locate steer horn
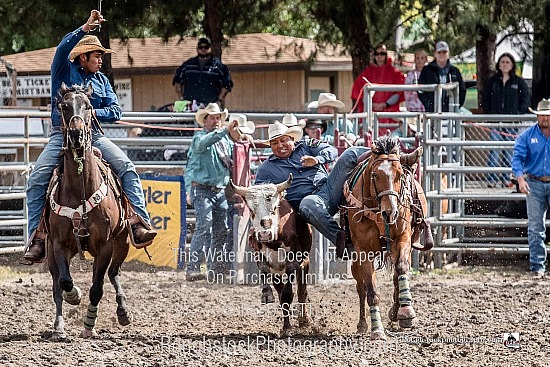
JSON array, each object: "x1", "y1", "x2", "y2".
[
  {"x1": 400, "y1": 146, "x2": 423, "y2": 167},
  {"x1": 275, "y1": 174, "x2": 293, "y2": 193},
  {"x1": 229, "y1": 179, "x2": 248, "y2": 197}
]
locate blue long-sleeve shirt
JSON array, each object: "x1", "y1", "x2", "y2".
[
  {"x1": 184, "y1": 128, "x2": 234, "y2": 192},
  {"x1": 50, "y1": 27, "x2": 121, "y2": 127},
  {"x1": 254, "y1": 141, "x2": 338, "y2": 209},
  {"x1": 512, "y1": 123, "x2": 550, "y2": 178}
]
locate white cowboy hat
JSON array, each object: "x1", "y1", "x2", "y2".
[
  {"x1": 282, "y1": 113, "x2": 306, "y2": 128},
  {"x1": 70, "y1": 35, "x2": 115, "y2": 61},
  {"x1": 529, "y1": 98, "x2": 550, "y2": 116},
  {"x1": 229, "y1": 114, "x2": 255, "y2": 134},
  {"x1": 195, "y1": 103, "x2": 229, "y2": 126},
  {"x1": 307, "y1": 93, "x2": 346, "y2": 111},
  {"x1": 264, "y1": 121, "x2": 303, "y2": 143}
]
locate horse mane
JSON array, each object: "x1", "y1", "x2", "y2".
[{"x1": 372, "y1": 135, "x2": 400, "y2": 155}]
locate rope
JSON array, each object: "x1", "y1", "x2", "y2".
[{"x1": 462, "y1": 121, "x2": 519, "y2": 139}]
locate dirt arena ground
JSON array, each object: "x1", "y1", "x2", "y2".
[{"x1": 0, "y1": 255, "x2": 548, "y2": 367}]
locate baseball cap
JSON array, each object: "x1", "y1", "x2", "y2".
[
  {"x1": 435, "y1": 41, "x2": 449, "y2": 52},
  {"x1": 197, "y1": 37, "x2": 212, "y2": 47}
]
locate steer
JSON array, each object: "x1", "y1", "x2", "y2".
[{"x1": 230, "y1": 174, "x2": 312, "y2": 333}]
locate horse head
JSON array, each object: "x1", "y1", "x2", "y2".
[
  {"x1": 58, "y1": 83, "x2": 94, "y2": 151},
  {"x1": 230, "y1": 174, "x2": 293, "y2": 242},
  {"x1": 369, "y1": 136, "x2": 403, "y2": 225}
]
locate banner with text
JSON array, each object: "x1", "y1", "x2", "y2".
[{"x1": 125, "y1": 175, "x2": 186, "y2": 268}]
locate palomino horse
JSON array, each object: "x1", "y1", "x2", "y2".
[
  {"x1": 344, "y1": 135, "x2": 432, "y2": 340},
  {"x1": 46, "y1": 83, "x2": 132, "y2": 340}
]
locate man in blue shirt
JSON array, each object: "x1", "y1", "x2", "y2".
[
  {"x1": 172, "y1": 37, "x2": 233, "y2": 109},
  {"x1": 512, "y1": 98, "x2": 550, "y2": 279},
  {"x1": 185, "y1": 103, "x2": 249, "y2": 280},
  {"x1": 23, "y1": 10, "x2": 157, "y2": 263},
  {"x1": 255, "y1": 122, "x2": 369, "y2": 258}
]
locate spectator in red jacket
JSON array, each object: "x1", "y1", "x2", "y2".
[{"x1": 351, "y1": 43, "x2": 405, "y2": 134}]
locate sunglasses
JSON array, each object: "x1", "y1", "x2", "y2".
[
  {"x1": 374, "y1": 52, "x2": 387, "y2": 56},
  {"x1": 198, "y1": 45, "x2": 210, "y2": 50}
]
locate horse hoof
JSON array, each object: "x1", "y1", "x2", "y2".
[
  {"x1": 370, "y1": 330, "x2": 387, "y2": 340},
  {"x1": 398, "y1": 318, "x2": 414, "y2": 328},
  {"x1": 397, "y1": 305, "x2": 416, "y2": 322},
  {"x1": 261, "y1": 293, "x2": 275, "y2": 304},
  {"x1": 117, "y1": 309, "x2": 132, "y2": 326},
  {"x1": 51, "y1": 331, "x2": 67, "y2": 342},
  {"x1": 62, "y1": 286, "x2": 82, "y2": 305},
  {"x1": 80, "y1": 328, "x2": 97, "y2": 338}
]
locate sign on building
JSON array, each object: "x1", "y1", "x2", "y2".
[
  {"x1": 0, "y1": 76, "x2": 51, "y2": 98},
  {"x1": 114, "y1": 79, "x2": 132, "y2": 111}
]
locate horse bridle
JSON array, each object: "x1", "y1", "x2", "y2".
[
  {"x1": 369, "y1": 156, "x2": 402, "y2": 203},
  {"x1": 60, "y1": 93, "x2": 93, "y2": 154}
]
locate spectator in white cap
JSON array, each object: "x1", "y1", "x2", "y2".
[
  {"x1": 282, "y1": 113, "x2": 306, "y2": 129},
  {"x1": 418, "y1": 41, "x2": 466, "y2": 112},
  {"x1": 307, "y1": 93, "x2": 356, "y2": 145}
]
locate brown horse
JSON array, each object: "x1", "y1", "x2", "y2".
[
  {"x1": 344, "y1": 135, "x2": 431, "y2": 340},
  {"x1": 46, "y1": 83, "x2": 132, "y2": 340}
]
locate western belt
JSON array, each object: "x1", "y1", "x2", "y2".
[
  {"x1": 526, "y1": 174, "x2": 550, "y2": 183},
  {"x1": 192, "y1": 182, "x2": 223, "y2": 191}
]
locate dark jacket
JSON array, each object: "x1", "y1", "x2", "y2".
[
  {"x1": 172, "y1": 56, "x2": 233, "y2": 105},
  {"x1": 482, "y1": 73, "x2": 530, "y2": 114},
  {"x1": 418, "y1": 60, "x2": 466, "y2": 112}
]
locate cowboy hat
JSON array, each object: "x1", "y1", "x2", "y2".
[
  {"x1": 529, "y1": 98, "x2": 550, "y2": 115},
  {"x1": 195, "y1": 103, "x2": 229, "y2": 126},
  {"x1": 264, "y1": 121, "x2": 303, "y2": 143},
  {"x1": 229, "y1": 114, "x2": 255, "y2": 134},
  {"x1": 69, "y1": 35, "x2": 114, "y2": 61},
  {"x1": 282, "y1": 113, "x2": 306, "y2": 128},
  {"x1": 307, "y1": 93, "x2": 345, "y2": 111}
]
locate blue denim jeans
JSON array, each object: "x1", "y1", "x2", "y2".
[
  {"x1": 487, "y1": 128, "x2": 516, "y2": 184},
  {"x1": 26, "y1": 127, "x2": 151, "y2": 234},
  {"x1": 526, "y1": 178, "x2": 550, "y2": 273},
  {"x1": 187, "y1": 186, "x2": 228, "y2": 274},
  {"x1": 299, "y1": 146, "x2": 369, "y2": 244}
]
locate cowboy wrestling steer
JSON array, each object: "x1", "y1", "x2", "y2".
[{"x1": 230, "y1": 174, "x2": 312, "y2": 333}]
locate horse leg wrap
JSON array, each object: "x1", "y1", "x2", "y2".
[
  {"x1": 62, "y1": 286, "x2": 82, "y2": 305},
  {"x1": 398, "y1": 274, "x2": 413, "y2": 307},
  {"x1": 83, "y1": 304, "x2": 99, "y2": 330},
  {"x1": 369, "y1": 306, "x2": 384, "y2": 333}
]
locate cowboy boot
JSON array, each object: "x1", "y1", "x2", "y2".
[
  {"x1": 22, "y1": 229, "x2": 46, "y2": 264},
  {"x1": 128, "y1": 215, "x2": 157, "y2": 249}
]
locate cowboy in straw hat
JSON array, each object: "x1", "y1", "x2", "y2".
[
  {"x1": 307, "y1": 93, "x2": 356, "y2": 144},
  {"x1": 513, "y1": 97, "x2": 550, "y2": 279},
  {"x1": 255, "y1": 119, "x2": 370, "y2": 259},
  {"x1": 229, "y1": 114, "x2": 256, "y2": 134},
  {"x1": 23, "y1": 9, "x2": 157, "y2": 264},
  {"x1": 264, "y1": 121, "x2": 303, "y2": 144},
  {"x1": 186, "y1": 104, "x2": 252, "y2": 281},
  {"x1": 528, "y1": 98, "x2": 550, "y2": 115},
  {"x1": 69, "y1": 35, "x2": 115, "y2": 61},
  {"x1": 195, "y1": 102, "x2": 229, "y2": 126},
  {"x1": 307, "y1": 93, "x2": 346, "y2": 111},
  {"x1": 282, "y1": 113, "x2": 306, "y2": 129}
]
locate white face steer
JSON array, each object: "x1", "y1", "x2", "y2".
[{"x1": 245, "y1": 184, "x2": 282, "y2": 243}]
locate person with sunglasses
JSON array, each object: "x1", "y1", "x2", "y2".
[
  {"x1": 351, "y1": 43, "x2": 405, "y2": 135},
  {"x1": 417, "y1": 41, "x2": 466, "y2": 113},
  {"x1": 172, "y1": 37, "x2": 233, "y2": 111}
]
